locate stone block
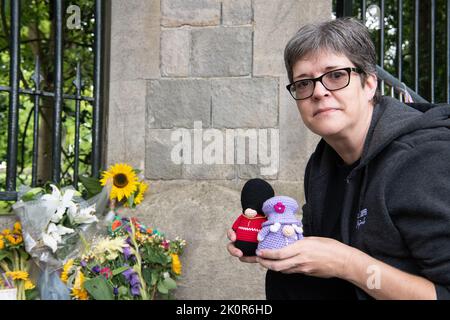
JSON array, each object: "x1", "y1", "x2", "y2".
[
  {"x1": 146, "y1": 79, "x2": 211, "y2": 129},
  {"x1": 161, "y1": 29, "x2": 190, "y2": 77},
  {"x1": 145, "y1": 129, "x2": 183, "y2": 179},
  {"x1": 253, "y1": 0, "x2": 332, "y2": 76},
  {"x1": 191, "y1": 27, "x2": 252, "y2": 77},
  {"x1": 212, "y1": 78, "x2": 278, "y2": 128},
  {"x1": 106, "y1": 80, "x2": 147, "y2": 171},
  {"x1": 110, "y1": 0, "x2": 160, "y2": 81},
  {"x1": 161, "y1": 0, "x2": 221, "y2": 27},
  {"x1": 222, "y1": 0, "x2": 252, "y2": 25}
]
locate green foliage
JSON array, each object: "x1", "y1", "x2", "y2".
[
  {"x1": 78, "y1": 174, "x2": 102, "y2": 198},
  {"x1": 0, "y1": 0, "x2": 96, "y2": 200},
  {"x1": 333, "y1": 0, "x2": 448, "y2": 102},
  {"x1": 83, "y1": 275, "x2": 115, "y2": 300}
]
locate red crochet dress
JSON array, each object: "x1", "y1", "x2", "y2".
[{"x1": 232, "y1": 214, "x2": 267, "y2": 243}]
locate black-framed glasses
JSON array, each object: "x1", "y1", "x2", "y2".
[{"x1": 286, "y1": 67, "x2": 363, "y2": 100}]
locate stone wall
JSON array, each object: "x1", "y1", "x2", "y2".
[{"x1": 107, "y1": 0, "x2": 331, "y2": 299}]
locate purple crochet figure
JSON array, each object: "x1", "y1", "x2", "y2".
[{"x1": 257, "y1": 196, "x2": 303, "y2": 250}]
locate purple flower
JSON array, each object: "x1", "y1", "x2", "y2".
[
  {"x1": 124, "y1": 225, "x2": 132, "y2": 234},
  {"x1": 80, "y1": 260, "x2": 87, "y2": 267},
  {"x1": 131, "y1": 284, "x2": 141, "y2": 296},
  {"x1": 122, "y1": 268, "x2": 141, "y2": 296},
  {"x1": 123, "y1": 246, "x2": 132, "y2": 260},
  {"x1": 126, "y1": 237, "x2": 133, "y2": 246},
  {"x1": 92, "y1": 265, "x2": 101, "y2": 273},
  {"x1": 122, "y1": 268, "x2": 134, "y2": 281},
  {"x1": 129, "y1": 274, "x2": 140, "y2": 287}
]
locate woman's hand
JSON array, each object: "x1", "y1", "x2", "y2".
[
  {"x1": 226, "y1": 229, "x2": 258, "y2": 263},
  {"x1": 256, "y1": 236, "x2": 356, "y2": 279}
]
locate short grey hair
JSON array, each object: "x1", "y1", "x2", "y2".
[{"x1": 284, "y1": 17, "x2": 380, "y2": 104}]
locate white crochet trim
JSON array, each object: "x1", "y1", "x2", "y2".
[
  {"x1": 293, "y1": 225, "x2": 303, "y2": 234},
  {"x1": 269, "y1": 223, "x2": 281, "y2": 233},
  {"x1": 237, "y1": 226, "x2": 261, "y2": 232}
]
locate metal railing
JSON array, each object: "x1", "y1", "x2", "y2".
[
  {"x1": 0, "y1": 0, "x2": 107, "y2": 201},
  {"x1": 335, "y1": 0, "x2": 450, "y2": 104}
]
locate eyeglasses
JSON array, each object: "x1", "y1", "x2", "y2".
[{"x1": 286, "y1": 67, "x2": 363, "y2": 100}]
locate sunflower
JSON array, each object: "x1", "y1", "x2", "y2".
[
  {"x1": 24, "y1": 280, "x2": 35, "y2": 290},
  {"x1": 13, "y1": 222, "x2": 21, "y2": 233},
  {"x1": 134, "y1": 181, "x2": 149, "y2": 205},
  {"x1": 5, "y1": 233, "x2": 22, "y2": 245},
  {"x1": 100, "y1": 163, "x2": 139, "y2": 202},
  {"x1": 72, "y1": 269, "x2": 89, "y2": 300},
  {"x1": 61, "y1": 259, "x2": 74, "y2": 284},
  {"x1": 171, "y1": 254, "x2": 182, "y2": 275},
  {"x1": 6, "y1": 271, "x2": 29, "y2": 281}
]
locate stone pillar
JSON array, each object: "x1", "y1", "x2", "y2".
[{"x1": 107, "y1": 0, "x2": 332, "y2": 299}]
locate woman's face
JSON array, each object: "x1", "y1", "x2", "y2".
[{"x1": 291, "y1": 51, "x2": 377, "y2": 139}]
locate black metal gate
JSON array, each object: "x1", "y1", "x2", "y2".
[
  {"x1": 0, "y1": 0, "x2": 107, "y2": 201},
  {"x1": 335, "y1": 0, "x2": 449, "y2": 104}
]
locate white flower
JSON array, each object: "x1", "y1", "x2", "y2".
[
  {"x1": 68, "y1": 204, "x2": 99, "y2": 225},
  {"x1": 92, "y1": 236, "x2": 127, "y2": 263},
  {"x1": 42, "y1": 222, "x2": 75, "y2": 253},
  {"x1": 41, "y1": 185, "x2": 77, "y2": 223}
]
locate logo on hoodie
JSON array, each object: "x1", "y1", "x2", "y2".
[{"x1": 356, "y1": 208, "x2": 368, "y2": 229}]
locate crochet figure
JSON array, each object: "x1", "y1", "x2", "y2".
[
  {"x1": 257, "y1": 196, "x2": 303, "y2": 250},
  {"x1": 232, "y1": 178, "x2": 274, "y2": 256}
]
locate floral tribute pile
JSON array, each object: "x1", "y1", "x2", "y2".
[{"x1": 0, "y1": 162, "x2": 185, "y2": 300}]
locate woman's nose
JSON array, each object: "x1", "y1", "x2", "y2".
[{"x1": 311, "y1": 80, "x2": 330, "y2": 99}]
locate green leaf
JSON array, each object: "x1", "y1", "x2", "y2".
[
  {"x1": 157, "y1": 281, "x2": 169, "y2": 294},
  {"x1": 79, "y1": 175, "x2": 103, "y2": 197},
  {"x1": 142, "y1": 267, "x2": 153, "y2": 287},
  {"x1": 143, "y1": 248, "x2": 167, "y2": 264},
  {"x1": 150, "y1": 270, "x2": 159, "y2": 286},
  {"x1": 162, "y1": 277, "x2": 177, "y2": 290},
  {"x1": 0, "y1": 251, "x2": 13, "y2": 262},
  {"x1": 25, "y1": 288, "x2": 39, "y2": 300},
  {"x1": 112, "y1": 266, "x2": 130, "y2": 276},
  {"x1": 21, "y1": 187, "x2": 43, "y2": 201},
  {"x1": 19, "y1": 249, "x2": 30, "y2": 261},
  {"x1": 83, "y1": 276, "x2": 115, "y2": 300},
  {"x1": 127, "y1": 193, "x2": 135, "y2": 208}
]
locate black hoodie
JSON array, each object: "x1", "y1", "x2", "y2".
[{"x1": 301, "y1": 96, "x2": 450, "y2": 299}]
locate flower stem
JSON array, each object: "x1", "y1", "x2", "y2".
[{"x1": 129, "y1": 222, "x2": 149, "y2": 300}]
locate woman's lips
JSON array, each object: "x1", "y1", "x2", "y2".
[{"x1": 314, "y1": 108, "x2": 340, "y2": 116}]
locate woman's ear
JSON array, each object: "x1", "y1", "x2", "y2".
[{"x1": 365, "y1": 73, "x2": 378, "y2": 102}]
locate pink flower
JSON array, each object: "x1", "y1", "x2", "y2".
[
  {"x1": 274, "y1": 202, "x2": 285, "y2": 214},
  {"x1": 100, "y1": 267, "x2": 113, "y2": 279}
]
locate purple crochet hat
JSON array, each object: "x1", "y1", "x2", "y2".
[{"x1": 261, "y1": 196, "x2": 300, "y2": 225}]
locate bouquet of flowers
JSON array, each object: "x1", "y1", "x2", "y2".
[
  {"x1": 0, "y1": 222, "x2": 37, "y2": 300},
  {"x1": 12, "y1": 183, "x2": 110, "y2": 299},
  {"x1": 61, "y1": 215, "x2": 186, "y2": 300}
]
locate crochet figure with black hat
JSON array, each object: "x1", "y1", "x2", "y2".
[{"x1": 231, "y1": 178, "x2": 275, "y2": 256}]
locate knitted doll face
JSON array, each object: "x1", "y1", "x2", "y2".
[{"x1": 244, "y1": 208, "x2": 257, "y2": 218}]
